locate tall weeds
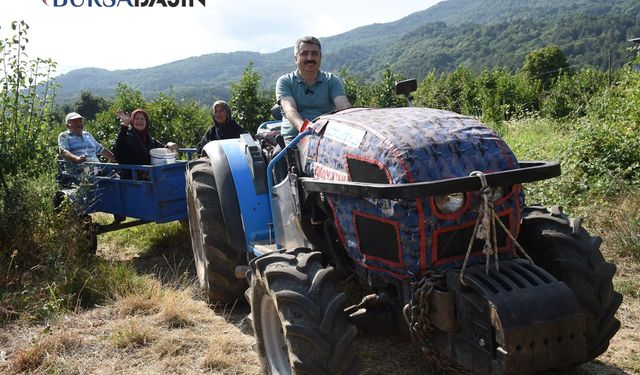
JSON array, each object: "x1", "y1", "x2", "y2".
[
  {"x1": 0, "y1": 174, "x2": 94, "y2": 321},
  {"x1": 0, "y1": 21, "x2": 149, "y2": 324},
  {"x1": 0, "y1": 20, "x2": 59, "y2": 186}
]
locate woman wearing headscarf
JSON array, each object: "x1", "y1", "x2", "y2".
[
  {"x1": 196, "y1": 100, "x2": 245, "y2": 156},
  {"x1": 113, "y1": 108, "x2": 177, "y2": 179}
]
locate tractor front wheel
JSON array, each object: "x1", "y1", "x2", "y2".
[
  {"x1": 518, "y1": 205, "x2": 622, "y2": 362},
  {"x1": 248, "y1": 248, "x2": 360, "y2": 375}
]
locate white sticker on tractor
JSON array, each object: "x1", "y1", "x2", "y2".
[{"x1": 324, "y1": 124, "x2": 366, "y2": 148}]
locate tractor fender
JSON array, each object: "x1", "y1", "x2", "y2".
[{"x1": 202, "y1": 137, "x2": 271, "y2": 253}]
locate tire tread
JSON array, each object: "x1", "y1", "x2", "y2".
[{"x1": 518, "y1": 206, "x2": 622, "y2": 364}]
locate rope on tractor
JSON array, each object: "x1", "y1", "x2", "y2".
[
  {"x1": 404, "y1": 272, "x2": 473, "y2": 375},
  {"x1": 403, "y1": 171, "x2": 539, "y2": 373},
  {"x1": 459, "y1": 171, "x2": 534, "y2": 286}
]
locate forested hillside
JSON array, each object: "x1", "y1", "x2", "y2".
[
  {"x1": 53, "y1": 0, "x2": 640, "y2": 105},
  {"x1": 387, "y1": 0, "x2": 638, "y2": 28}
]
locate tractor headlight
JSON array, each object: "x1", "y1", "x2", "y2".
[{"x1": 434, "y1": 192, "x2": 466, "y2": 215}]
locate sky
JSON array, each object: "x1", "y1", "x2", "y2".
[{"x1": 1, "y1": 0, "x2": 442, "y2": 76}]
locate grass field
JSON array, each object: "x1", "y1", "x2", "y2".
[
  {"x1": 1, "y1": 118, "x2": 638, "y2": 374},
  {"x1": 1, "y1": 210, "x2": 637, "y2": 374}
]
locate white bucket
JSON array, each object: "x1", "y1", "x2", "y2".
[{"x1": 150, "y1": 148, "x2": 176, "y2": 165}]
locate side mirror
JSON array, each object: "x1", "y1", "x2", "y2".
[
  {"x1": 270, "y1": 104, "x2": 282, "y2": 120},
  {"x1": 395, "y1": 79, "x2": 417, "y2": 107},
  {"x1": 395, "y1": 79, "x2": 417, "y2": 96}
]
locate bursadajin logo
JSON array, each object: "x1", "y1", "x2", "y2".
[{"x1": 42, "y1": 0, "x2": 205, "y2": 7}]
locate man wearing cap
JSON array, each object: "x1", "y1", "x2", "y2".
[
  {"x1": 59, "y1": 112, "x2": 116, "y2": 164},
  {"x1": 58, "y1": 112, "x2": 116, "y2": 177}
]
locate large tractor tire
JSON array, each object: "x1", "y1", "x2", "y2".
[
  {"x1": 186, "y1": 158, "x2": 247, "y2": 303},
  {"x1": 248, "y1": 248, "x2": 360, "y2": 375},
  {"x1": 518, "y1": 205, "x2": 622, "y2": 362}
]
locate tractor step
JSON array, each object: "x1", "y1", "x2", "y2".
[{"x1": 251, "y1": 243, "x2": 279, "y2": 256}]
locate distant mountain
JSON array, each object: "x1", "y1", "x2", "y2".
[{"x1": 54, "y1": 0, "x2": 640, "y2": 106}]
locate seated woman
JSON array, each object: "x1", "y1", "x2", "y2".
[
  {"x1": 196, "y1": 100, "x2": 245, "y2": 156},
  {"x1": 113, "y1": 108, "x2": 178, "y2": 180}
]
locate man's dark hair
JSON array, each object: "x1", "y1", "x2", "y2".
[{"x1": 294, "y1": 36, "x2": 321, "y2": 56}]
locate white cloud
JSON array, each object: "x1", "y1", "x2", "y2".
[{"x1": 0, "y1": 0, "x2": 440, "y2": 75}]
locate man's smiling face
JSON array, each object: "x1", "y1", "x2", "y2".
[{"x1": 295, "y1": 42, "x2": 321, "y2": 76}]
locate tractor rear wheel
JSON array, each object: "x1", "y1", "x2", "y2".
[
  {"x1": 248, "y1": 248, "x2": 360, "y2": 375},
  {"x1": 186, "y1": 158, "x2": 247, "y2": 303},
  {"x1": 518, "y1": 205, "x2": 622, "y2": 362}
]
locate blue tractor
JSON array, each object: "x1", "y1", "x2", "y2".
[{"x1": 185, "y1": 81, "x2": 621, "y2": 374}]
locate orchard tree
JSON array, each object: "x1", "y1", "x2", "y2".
[
  {"x1": 369, "y1": 66, "x2": 406, "y2": 108},
  {"x1": 522, "y1": 45, "x2": 570, "y2": 89},
  {"x1": 91, "y1": 84, "x2": 209, "y2": 148},
  {"x1": 91, "y1": 83, "x2": 146, "y2": 144},
  {"x1": 338, "y1": 68, "x2": 372, "y2": 107},
  {"x1": 144, "y1": 91, "x2": 210, "y2": 148},
  {"x1": 68, "y1": 91, "x2": 110, "y2": 121},
  {"x1": 229, "y1": 62, "x2": 272, "y2": 134}
]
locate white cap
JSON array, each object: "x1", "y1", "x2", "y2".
[{"x1": 65, "y1": 112, "x2": 84, "y2": 123}]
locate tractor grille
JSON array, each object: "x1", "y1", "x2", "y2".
[
  {"x1": 355, "y1": 213, "x2": 402, "y2": 266},
  {"x1": 346, "y1": 156, "x2": 390, "y2": 184},
  {"x1": 435, "y1": 213, "x2": 512, "y2": 261}
]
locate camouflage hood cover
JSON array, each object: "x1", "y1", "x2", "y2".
[{"x1": 302, "y1": 107, "x2": 524, "y2": 278}]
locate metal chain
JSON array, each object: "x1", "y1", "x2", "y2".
[{"x1": 405, "y1": 273, "x2": 473, "y2": 375}]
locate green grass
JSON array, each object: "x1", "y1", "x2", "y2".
[
  {"x1": 498, "y1": 117, "x2": 581, "y2": 208},
  {"x1": 96, "y1": 215, "x2": 190, "y2": 258},
  {"x1": 500, "y1": 117, "x2": 573, "y2": 161},
  {"x1": 0, "y1": 174, "x2": 177, "y2": 323},
  {"x1": 615, "y1": 276, "x2": 640, "y2": 299},
  {"x1": 581, "y1": 193, "x2": 640, "y2": 262}
]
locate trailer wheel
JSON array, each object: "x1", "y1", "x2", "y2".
[
  {"x1": 248, "y1": 248, "x2": 360, "y2": 375},
  {"x1": 186, "y1": 159, "x2": 247, "y2": 303},
  {"x1": 518, "y1": 205, "x2": 622, "y2": 361}
]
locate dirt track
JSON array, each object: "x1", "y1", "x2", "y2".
[{"x1": 0, "y1": 235, "x2": 636, "y2": 374}]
